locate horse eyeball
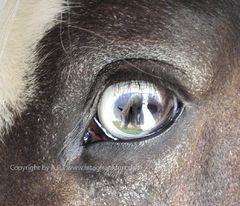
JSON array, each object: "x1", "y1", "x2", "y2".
[{"x1": 96, "y1": 81, "x2": 181, "y2": 141}]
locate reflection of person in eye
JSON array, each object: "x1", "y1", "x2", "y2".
[{"x1": 118, "y1": 95, "x2": 143, "y2": 129}]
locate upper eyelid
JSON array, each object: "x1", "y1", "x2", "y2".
[{"x1": 94, "y1": 58, "x2": 193, "y2": 103}]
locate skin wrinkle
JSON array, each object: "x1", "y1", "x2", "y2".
[
  {"x1": 1, "y1": 0, "x2": 240, "y2": 205},
  {"x1": 70, "y1": 41, "x2": 207, "y2": 92},
  {"x1": 66, "y1": 31, "x2": 212, "y2": 93}
]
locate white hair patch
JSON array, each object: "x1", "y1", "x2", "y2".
[{"x1": 0, "y1": 0, "x2": 64, "y2": 139}]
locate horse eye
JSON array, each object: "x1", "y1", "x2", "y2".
[{"x1": 84, "y1": 81, "x2": 183, "y2": 144}]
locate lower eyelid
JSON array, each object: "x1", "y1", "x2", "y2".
[{"x1": 78, "y1": 106, "x2": 189, "y2": 166}]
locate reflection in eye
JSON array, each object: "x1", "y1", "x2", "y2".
[{"x1": 84, "y1": 81, "x2": 183, "y2": 144}]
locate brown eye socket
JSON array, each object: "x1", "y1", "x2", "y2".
[{"x1": 84, "y1": 81, "x2": 183, "y2": 144}]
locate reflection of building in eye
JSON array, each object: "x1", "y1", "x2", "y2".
[{"x1": 119, "y1": 95, "x2": 143, "y2": 129}]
